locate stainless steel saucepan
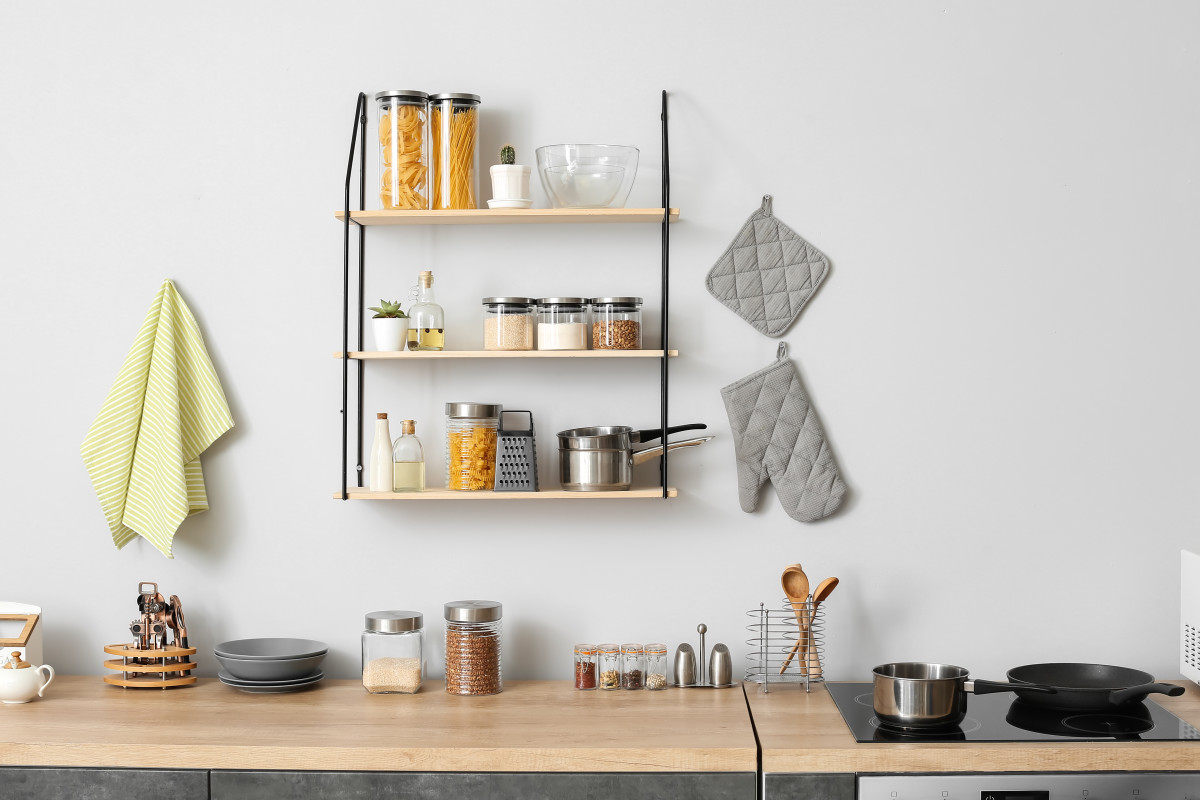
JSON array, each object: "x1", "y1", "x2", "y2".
[
  {"x1": 872, "y1": 662, "x2": 1056, "y2": 730},
  {"x1": 557, "y1": 423, "x2": 711, "y2": 491}
]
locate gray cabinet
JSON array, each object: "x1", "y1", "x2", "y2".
[
  {"x1": 212, "y1": 770, "x2": 755, "y2": 800},
  {"x1": 764, "y1": 773, "x2": 856, "y2": 800},
  {"x1": 0, "y1": 767, "x2": 208, "y2": 800}
]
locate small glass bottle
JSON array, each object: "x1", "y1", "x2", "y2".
[
  {"x1": 392, "y1": 419, "x2": 425, "y2": 492},
  {"x1": 645, "y1": 643, "x2": 668, "y2": 690},
  {"x1": 591, "y1": 297, "x2": 643, "y2": 350},
  {"x1": 536, "y1": 297, "x2": 589, "y2": 351},
  {"x1": 574, "y1": 644, "x2": 598, "y2": 690},
  {"x1": 375, "y1": 90, "x2": 430, "y2": 210},
  {"x1": 481, "y1": 297, "x2": 535, "y2": 351},
  {"x1": 598, "y1": 643, "x2": 621, "y2": 690},
  {"x1": 444, "y1": 402, "x2": 500, "y2": 491},
  {"x1": 444, "y1": 600, "x2": 502, "y2": 695},
  {"x1": 429, "y1": 93, "x2": 481, "y2": 210},
  {"x1": 362, "y1": 610, "x2": 424, "y2": 694},
  {"x1": 369, "y1": 413, "x2": 393, "y2": 492},
  {"x1": 620, "y1": 643, "x2": 645, "y2": 689},
  {"x1": 407, "y1": 270, "x2": 445, "y2": 351}
]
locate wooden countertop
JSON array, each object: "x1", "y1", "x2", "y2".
[
  {"x1": 746, "y1": 680, "x2": 1200, "y2": 774},
  {"x1": 0, "y1": 677, "x2": 756, "y2": 773}
]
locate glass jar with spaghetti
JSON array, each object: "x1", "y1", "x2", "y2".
[
  {"x1": 429, "y1": 93, "x2": 481, "y2": 210},
  {"x1": 375, "y1": 90, "x2": 430, "y2": 210},
  {"x1": 591, "y1": 297, "x2": 643, "y2": 350},
  {"x1": 482, "y1": 297, "x2": 535, "y2": 351},
  {"x1": 444, "y1": 402, "x2": 500, "y2": 491}
]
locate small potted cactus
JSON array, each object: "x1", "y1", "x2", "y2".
[
  {"x1": 368, "y1": 299, "x2": 409, "y2": 352},
  {"x1": 488, "y1": 143, "x2": 532, "y2": 208}
]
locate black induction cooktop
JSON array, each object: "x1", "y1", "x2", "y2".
[{"x1": 827, "y1": 682, "x2": 1200, "y2": 743}]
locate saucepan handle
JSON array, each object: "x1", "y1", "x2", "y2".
[
  {"x1": 632, "y1": 423, "x2": 708, "y2": 444},
  {"x1": 631, "y1": 436, "x2": 714, "y2": 466}
]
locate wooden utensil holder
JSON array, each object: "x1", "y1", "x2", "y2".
[{"x1": 102, "y1": 643, "x2": 197, "y2": 689}]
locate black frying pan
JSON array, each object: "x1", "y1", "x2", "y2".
[{"x1": 1006, "y1": 663, "x2": 1185, "y2": 711}]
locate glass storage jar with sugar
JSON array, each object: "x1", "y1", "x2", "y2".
[
  {"x1": 376, "y1": 90, "x2": 430, "y2": 210},
  {"x1": 429, "y1": 93, "x2": 480, "y2": 210},
  {"x1": 444, "y1": 600, "x2": 502, "y2": 695},
  {"x1": 482, "y1": 297, "x2": 535, "y2": 351},
  {"x1": 591, "y1": 297, "x2": 642, "y2": 349},
  {"x1": 362, "y1": 610, "x2": 424, "y2": 694},
  {"x1": 444, "y1": 402, "x2": 500, "y2": 491},
  {"x1": 536, "y1": 297, "x2": 589, "y2": 351}
]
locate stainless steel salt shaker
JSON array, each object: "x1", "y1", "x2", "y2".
[
  {"x1": 673, "y1": 643, "x2": 696, "y2": 687},
  {"x1": 709, "y1": 643, "x2": 732, "y2": 687}
]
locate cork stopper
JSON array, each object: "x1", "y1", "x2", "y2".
[
  {"x1": 419, "y1": 270, "x2": 433, "y2": 288},
  {"x1": 2, "y1": 651, "x2": 30, "y2": 669},
  {"x1": 377, "y1": 412, "x2": 387, "y2": 420},
  {"x1": 401, "y1": 419, "x2": 415, "y2": 435}
]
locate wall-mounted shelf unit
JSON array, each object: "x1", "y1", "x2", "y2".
[{"x1": 337, "y1": 91, "x2": 675, "y2": 501}]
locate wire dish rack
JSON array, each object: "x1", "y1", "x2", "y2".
[{"x1": 744, "y1": 599, "x2": 827, "y2": 690}]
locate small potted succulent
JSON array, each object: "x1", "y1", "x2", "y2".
[
  {"x1": 488, "y1": 143, "x2": 532, "y2": 208},
  {"x1": 368, "y1": 299, "x2": 409, "y2": 352}
]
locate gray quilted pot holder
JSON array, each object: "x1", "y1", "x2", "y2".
[
  {"x1": 721, "y1": 343, "x2": 846, "y2": 523},
  {"x1": 705, "y1": 195, "x2": 830, "y2": 337}
]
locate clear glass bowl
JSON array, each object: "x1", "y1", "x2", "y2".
[{"x1": 535, "y1": 144, "x2": 639, "y2": 208}]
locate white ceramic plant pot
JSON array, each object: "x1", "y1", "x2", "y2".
[
  {"x1": 490, "y1": 164, "x2": 531, "y2": 202},
  {"x1": 372, "y1": 317, "x2": 410, "y2": 352}
]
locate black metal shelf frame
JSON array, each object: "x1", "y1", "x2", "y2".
[{"x1": 340, "y1": 90, "x2": 672, "y2": 499}]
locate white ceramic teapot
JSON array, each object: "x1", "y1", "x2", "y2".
[{"x1": 0, "y1": 651, "x2": 54, "y2": 703}]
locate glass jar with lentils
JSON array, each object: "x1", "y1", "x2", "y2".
[
  {"x1": 591, "y1": 297, "x2": 642, "y2": 349},
  {"x1": 444, "y1": 600, "x2": 502, "y2": 695}
]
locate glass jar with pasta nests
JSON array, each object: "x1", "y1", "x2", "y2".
[
  {"x1": 444, "y1": 402, "x2": 501, "y2": 491},
  {"x1": 375, "y1": 90, "x2": 430, "y2": 210},
  {"x1": 429, "y1": 93, "x2": 481, "y2": 210}
]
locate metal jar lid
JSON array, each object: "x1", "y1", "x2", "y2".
[
  {"x1": 374, "y1": 89, "x2": 428, "y2": 102},
  {"x1": 444, "y1": 600, "x2": 502, "y2": 622},
  {"x1": 445, "y1": 402, "x2": 501, "y2": 419},
  {"x1": 428, "y1": 92, "x2": 481, "y2": 105},
  {"x1": 537, "y1": 297, "x2": 587, "y2": 306},
  {"x1": 365, "y1": 610, "x2": 423, "y2": 633},
  {"x1": 481, "y1": 297, "x2": 536, "y2": 306},
  {"x1": 591, "y1": 296, "x2": 643, "y2": 306}
]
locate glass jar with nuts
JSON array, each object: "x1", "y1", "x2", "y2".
[
  {"x1": 591, "y1": 297, "x2": 642, "y2": 350},
  {"x1": 598, "y1": 643, "x2": 621, "y2": 690}
]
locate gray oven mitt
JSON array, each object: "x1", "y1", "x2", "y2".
[
  {"x1": 721, "y1": 343, "x2": 846, "y2": 523},
  {"x1": 705, "y1": 195, "x2": 830, "y2": 337}
]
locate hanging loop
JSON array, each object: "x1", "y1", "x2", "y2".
[
  {"x1": 777, "y1": 341, "x2": 788, "y2": 360},
  {"x1": 761, "y1": 195, "x2": 773, "y2": 216}
]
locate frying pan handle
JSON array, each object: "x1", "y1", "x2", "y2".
[
  {"x1": 1108, "y1": 682, "x2": 1186, "y2": 706},
  {"x1": 633, "y1": 423, "x2": 708, "y2": 443},
  {"x1": 968, "y1": 679, "x2": 1057, "y2": 696}
]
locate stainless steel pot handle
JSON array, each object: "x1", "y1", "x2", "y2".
[{"x1": 631, "y1": 436, "x2": 714, "y2": 466}]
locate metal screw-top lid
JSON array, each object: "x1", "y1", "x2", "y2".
[
  {"x1": 481, "y1": 297, "x2": 536, "y2": 306},
  {"x1": 443, "y1": 600, "x2": 502, "y2": 622},
  {"x1": 591, "y1": 297, "x2": 643, "y2": 306},
  {"x1": 374, "y1": 90, "x2": 429, "y2": 102},
  {"x1": 428, "y1": 92, "x2": 481, "y2": 104},
  {"x1": 537, "y1": 297, "x2": 588, "y2": 306},
  {"x1": 365, "y1": 610, "x2": 423, "y2": 633},
  {"x1": 444, "y1": 402, "x2": 501, "y2": 419}
]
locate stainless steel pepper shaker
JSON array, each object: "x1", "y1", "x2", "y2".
[{"x1": 673, "y1": 643, "x2": 696, "y2": 687}]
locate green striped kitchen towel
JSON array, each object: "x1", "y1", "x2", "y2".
[{"x1": 81, "y1": 279, "x2": 233, "y2": 559}]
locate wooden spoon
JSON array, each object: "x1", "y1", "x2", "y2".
[
  {"x1": 778, "y1": 566, "x2": 810, "y2": 674},
  {"x1": 804, "y1": 576, "x2": 839, "y2": 678}
]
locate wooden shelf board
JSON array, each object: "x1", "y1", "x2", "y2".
[
  {"x1": 334, "y1": 487, "x2": 678, "y2": 500},
  {"x1": 335, "y1": 208, "x2": 679, "y2": 225},
  {"x1": 335, "y1": 349, "x2": 677, "y2": 360}
]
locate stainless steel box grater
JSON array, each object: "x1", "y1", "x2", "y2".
[
  {"x1": 1183, "y1": 549, "x2": 1200, "y2": 687},
  {"x1": 495, "y1": 410, "x2": 538, "y2": 492}
]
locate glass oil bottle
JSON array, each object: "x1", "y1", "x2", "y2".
[
  {"x1": 392, "y1": 419, "x2": 425, "y2": 492},
  {"x1": 407, "y1": 270, "x2": 445, "y2": 351}
]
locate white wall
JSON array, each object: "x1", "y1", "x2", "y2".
[{"x1": 2, "y1": 1, "x2": 1197, "y2": 684}]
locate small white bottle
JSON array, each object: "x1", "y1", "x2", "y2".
[
  {"x1": 370, "y1": 413, "x2": 393, "y2": 492},
  {"x1": 392, "y1": 419, "x2": 425, "y2": 492}
]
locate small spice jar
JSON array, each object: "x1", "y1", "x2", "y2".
[
  {"x1": 573, "y1": 643, "x2": 598, "y2": 690},
  {"x1": 444, "y1": 600, "x2": 502, "y2": 695},
  {"x1": 375, "y1": 90, "x2": 430, "y2": 210},
  {"x1": 429, "y1": 92, "x2": 481, "y2": 210},
  {"x1": 536, "y1": 298, "x2": 589, "y2": 351},
  {"x1": 481, "y1": 297, "x2": 535, "y2": 351},
  {"x1": 644, "y1": 643, "x2": 669, "y2": 690},
  {"x1": 620, "y1": 643, "x2": 645, "y2": 689},
  {"x1": 598, "y1": 643, "x2": 621, "y2": 690},
  {"x1": 591, "y1": 297, "x2": 643, "y2": 350},
  {"x1": 445, "y1": 402, "x2": 501, "y2": 490},
  {"x1": 361, "y1": 610, "x2": 424, "y2": 694}
]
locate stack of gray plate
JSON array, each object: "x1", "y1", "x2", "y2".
[{"x1": 214, "y1": 638, "x2": 328, "y2": 693}]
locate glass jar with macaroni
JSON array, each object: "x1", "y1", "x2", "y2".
[
  {"x1": 444, "y1": 402, "x2": 501, "y2": 491},
  {"x1": 375, "y1": 90, "x2": 430, "y2": 210},
  {"x1": 429, "y1": 93, "x2": 481, "y2": 210}
]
